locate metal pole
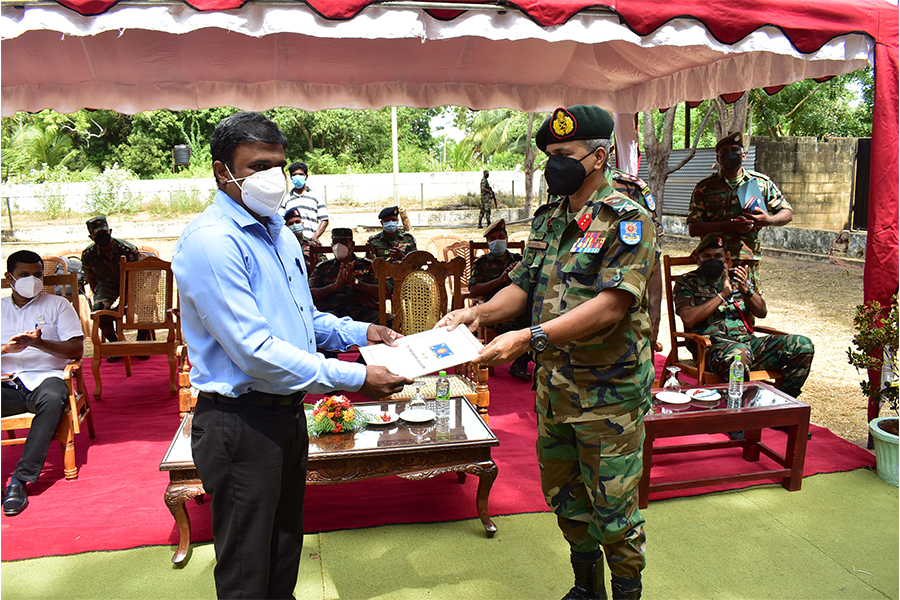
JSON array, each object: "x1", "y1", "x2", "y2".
[
  {"x1": 421, "y1": 182, "x2": 424, "y2": 210},
  {"x1": 6, "y1": 197, "x2": 13, "y2": 231},
  {"x1": 685, "y1": 102, "x2": 691, "y2": 149},
  {"x1": 511, "y1": 180, "x2": 515, "y2": 206}
]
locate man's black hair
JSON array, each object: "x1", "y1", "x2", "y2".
[
  {"x1": 210, "y1": 112, "x2": 287, "y2": 173},
  {"x1": 288, "y1": 161, "x2": 308, "y2": 176},
  {"x1": 7, "y1": 250, "x2": 43, "y2": 274}
]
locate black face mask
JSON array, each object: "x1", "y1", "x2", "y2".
[
  {"x1": 720, "y1": 150, "x2": 743, "y2": 171},
  {"x1": 700, "y1": 258, "x2": 726, "y2": 279},
  {"x1": 94, "y1": 232, "x2": 112, "y2": 248},
  {"x1": 544, "y1": 153, "x2": 590, "y2": 196}
]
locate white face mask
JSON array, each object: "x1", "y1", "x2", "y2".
[
  {"x1": 224, "y1": 164, "x2": 288, "y2": 217},
  {"x1": 333, "y1": 243, "x2": 351, "y2": 261},
  {"x1": 489, "y1": 239, "x2": 507, "y2": 256},
  {"x1": 12, "y1": 274, "x2": 42, "y2": 299}
]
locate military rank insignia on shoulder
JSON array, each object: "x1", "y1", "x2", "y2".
[{"x1": 619, "y1": 221, "x2": 642, "y2": 245}]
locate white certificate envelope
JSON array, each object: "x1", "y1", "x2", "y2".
[{"x1": 359, "y1": 326, "x2": 483, "y2": 379}]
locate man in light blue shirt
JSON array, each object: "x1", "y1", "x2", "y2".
[{"x1": 172, "y1": 112, "x2": 411, "y2": 600}]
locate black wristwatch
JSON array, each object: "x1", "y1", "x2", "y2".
[
  {"x1": 530, "y1": 325, "x2": 550, "y2": 352},
  {"x1": 744, "y1": 284, "x2": 756, "y2": 298}
]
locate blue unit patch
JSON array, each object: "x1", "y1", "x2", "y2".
[
  {"x1": 619, "y1": 221, "x2": 642, "y2": 245},
  {"x1": 644, "y1": 193, "x2": 656, "y2": 211}
]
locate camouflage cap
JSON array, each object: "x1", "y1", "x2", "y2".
[
  {"x1": 86, "y1": 216, "x2": 110, "y2": 234},
  {"x1": 715, "y1": 131, "x2": 745, "y2": 151},
  {"x1": 483, "y1": 218, "x2": 507, "y2": 238},
  {"x1": 284, "y1": 207, "x2": 302, "y2": 222},
  {"x1": 331, "y1": 227, "x2": 353, "y2": 240},
  {"x1": 536, "y1": 105, "x2": 614, "y2": 152},
  {"x1": 378, "y1": 206, "x2": 399, "y2": 220}
]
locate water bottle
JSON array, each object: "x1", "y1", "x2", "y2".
[
  {"x1": 728, "y1": 357, "x2": 744, "y2": 409},
  {"x1": 435, "y1": 370, "x2": 451, "y2": 419}
]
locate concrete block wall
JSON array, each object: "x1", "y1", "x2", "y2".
[{"x1": 753, "y1": 136, "x2": 857, "y2": 231}]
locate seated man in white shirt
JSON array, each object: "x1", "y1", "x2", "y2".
[{"x1": 1, "y1": 250, "x2": 84, "y2": 516}]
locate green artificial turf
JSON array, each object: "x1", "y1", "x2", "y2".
[{"x1": 2, "y1": 470, "x2": 896, "y2": 600}]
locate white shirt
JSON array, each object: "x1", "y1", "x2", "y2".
[{"x1": 1, "y1": 293, "x2": 83, "y2": 391}]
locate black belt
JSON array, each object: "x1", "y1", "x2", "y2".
[{"x1": 198, "y1": 390, "x2": 308, "y2": 407}]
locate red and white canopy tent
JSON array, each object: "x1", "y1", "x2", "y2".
[{"x1": 3, "y1": 0, "x2": 898, "y2": 394}]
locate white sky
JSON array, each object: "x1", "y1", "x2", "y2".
[{"x1": 429, "y1": 110, "x2": 466, "y2": 142}]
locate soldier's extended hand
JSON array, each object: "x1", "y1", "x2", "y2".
[
  {"x1": 389, "y1": 246, "x2": 406, "y2": 262},
  {"x1": 472, "y1": 329, "x2": 529, "y2": 367},
  {"x1": 360, "y1": 365, "x2": 414, "y2": 399},
  {"x1": 436, "y1": 308, "x2": 481, "y2": 333}
]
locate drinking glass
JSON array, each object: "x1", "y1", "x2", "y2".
[{"x1": 663, "y1": 366, "x2": 682, "y2": 394}]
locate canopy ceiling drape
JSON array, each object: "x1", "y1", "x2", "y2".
[{"x1": 1, "y1": 0, "x2": 897, "y2": 309}]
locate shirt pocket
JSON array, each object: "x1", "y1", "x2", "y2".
[
  {"x1": 558, "y1": 251, "x2": 602, "y2": 311},
  {"x1": 39, "y1": 322, "x2": 60, "y2": 342}
]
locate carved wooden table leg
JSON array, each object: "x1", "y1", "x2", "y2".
[
  {"x1": 472, "y1": 459, "x2": 498, "y2": 537},
  {"x1": 164, "y1": 470, "x2": 205, "y2": 567}
]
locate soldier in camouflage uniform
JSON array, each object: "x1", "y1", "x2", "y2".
[
  {"x1": 81, "y1": 216, "x2": 143, "y2": 355},
  {"x1": 440, "y1": 105, "x2": 657, "y2": 600},
  {"x1": 479, "y1": 170, "x2": 499, "y2": 228},
  {"x1": 366, "y1": 206, "x2": 417, "y2": 264},
  {"x1": 309, "y1": 228, "x2": 380, "y2": 324},
  {"x1": 611, "y1": 168, "x2": 663, "y2": 351},
  {"x1": 285, "y1": 206, "x2": 322, "y2": 275},
  {"x1": 469, "y1": 218, "x2": 531, "y2": 381},
  {"x1": 687, "y1": 131, "x2": 794, "y2": 290},
  {"x1": 673, "y1": 234, "x2": 814, "y2": 403}
]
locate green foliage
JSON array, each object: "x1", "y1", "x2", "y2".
[
  {"x1": 32, "y1": 165, "x2": 82, "y2": 219},
  {"x1": 847, "y1": 294, "x2": 899, "y2": 413},
  {"x1": 86, "y1": 164, "x2": 140, "y2": 216},
  {"x1": 143, "y1": 185, "x2": 214, "y2": 217}
]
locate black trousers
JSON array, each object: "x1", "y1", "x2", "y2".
[
  {"x1": 1, "y1": 377, "x2": 67, "y2": 483},
  {"x1": 191, "y1": 395, "x2": 309, "y2": 600}
]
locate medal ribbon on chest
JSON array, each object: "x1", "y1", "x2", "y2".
[{"x1": 572, "y1": 231, "x2": 605, "y2": 254}]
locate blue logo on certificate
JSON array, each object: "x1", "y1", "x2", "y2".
[
  {"x1": 430, "y1": 343, "x2": 453, "y2": 359},
  {"x1": 619, "y1": 221, "x2": 642, "y2": 245}
]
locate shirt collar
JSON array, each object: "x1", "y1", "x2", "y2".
[{"x1": 213, "y1": 190, "x2": 285, "y2": 243}]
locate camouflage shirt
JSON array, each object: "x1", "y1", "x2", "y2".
[
  {"x1": 366, "y1": 231, "x2": 418, "y2": 263},
  {"x1": 509, "y1": 180, "x2": 659, "y2": 422},
  {"x1": 469, "y1": 250, "x2": 523, "y2": 302},
  {"x1": 687, "y1": 169, "x2": 792, "y2": 260},
  {"x1": 480, "y1": 177, "x2": 495, "y2": 206},
  {"x1": 673, "y1": 268, "x2": 752, "y2": 341},
  {"x1": 309, "y1": 256, "x2": 379, "y2": 321},
  {"x1": 81, "y1": 237, "x2": 141, "y2": 297},
  {"x1": 611, "y1": 168, "x2": 663, "y2": 234}
]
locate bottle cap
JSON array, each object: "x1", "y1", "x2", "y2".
[{"x1": 439, "y1": 370, "x2": 447, "y2": 377}]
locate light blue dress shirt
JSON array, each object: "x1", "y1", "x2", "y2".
[{"x1": 172, "y1": 191, "x2": 368, "y2": 397}]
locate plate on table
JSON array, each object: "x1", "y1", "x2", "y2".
[
  {"x1": 368, "y1": 411, "x2": 400, "y2": 425},
  {"x1": 655, "y1": 391, "x2": 691, "y2": 404},
  {"x1": 400, "y1": 408, "x2": 436, "y2": 423},
  {"x1": 685, "y1": 388, "x2": 721, "y2": 402}
]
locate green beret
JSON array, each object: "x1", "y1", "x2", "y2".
[
  {"x1": 331, "y1": 227, "x2": 353, "y2": 240},
  {"x1": 694, "y1": 234, "x2": 726, "y2": 254},
  {"x1": 86, "y1": 215, "x2": 110, "y2": 234},
  {"x1": 378, "y1": 206, "x2": 399, "y2": 220},
  {"x1": 483, "y1": 218, "x2": 507, "y2": 238},
  {"x1": 536, "y1": 105, "x2": 614, "y2": 152},
  {"x1": 715, "y1": 131, "x2": 745, "y2": 151}
]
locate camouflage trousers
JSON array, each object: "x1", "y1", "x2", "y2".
[
  {"x1": 478, "y1": 201, "x2": 492, "y2": 228},
  {"x1": 92, "y1": 285, "x2": 120, "y2": 333},
  {"x1": 707, "y1": 333, "x2": 815, "y2": 398},
  {"x1": 536, "y1": 407, "x2": 647, "y2": 579}
]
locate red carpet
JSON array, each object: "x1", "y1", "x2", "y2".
[{"x1": 2, "y1": 355, "x2": 875, "y2": 561}]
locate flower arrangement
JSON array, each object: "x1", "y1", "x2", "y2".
[{"x1": 306, "y1": 395, "x2": 371, "y2": 436}]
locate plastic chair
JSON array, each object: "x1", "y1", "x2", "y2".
[{"x1": 424, "y1": 234, "x2": 466, "y2": 262}]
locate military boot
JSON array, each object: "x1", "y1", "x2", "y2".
[
  {"x1": 562, "y1": 550, "x2": 607, "y2": 600},
  {"x1": 610, "y1": 574, "x2": 641, "y2": 600}
]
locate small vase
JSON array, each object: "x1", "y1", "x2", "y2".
[{"x1": 869, "y1": 416, "x2": 899, "y2": 487}]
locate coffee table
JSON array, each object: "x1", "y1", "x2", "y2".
[
  {"x1": 160, "y1": 396, "x2": 499, "y2": 567},
  {"x1": 639, "y1": 382, "x2": 810, "y2": 509}
]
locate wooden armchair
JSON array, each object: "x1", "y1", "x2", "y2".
[
  {"x1": 373, "y1": 251, "x2": 491, "y2": 422},
  {"x1": 1, "y1": 272, "x2": 95, "y2": 480},
  {"x1": 90, "y1": 256, "x2": 178, "y2": 400},
  {"x1": 662, "y1": 254, "x2": 786, "y2": 386}
]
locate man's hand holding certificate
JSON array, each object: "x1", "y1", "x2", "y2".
[{"x1": 359, "y1": 326, "x2": 484, "y2": 379}]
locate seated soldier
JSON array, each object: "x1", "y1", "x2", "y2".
[
  {"x1": 367, "y1": 206, "x2": 417, "y2": 264},
  {"x1": 80, "y1": 215, "x2": 146, "y2": 361},
  {"x1": 673, "y1": 234, "x2": 814, "y2": 436},
  {"x1": 309, "y1": 228, "x2": 381, "y2": 325},
  {"x1": 2, "y1": 250, "x2": 85, "y2": 516},
  {"x1": 285, "y1": 206, "x2": 319, "y2": 274},
  {"x1": 469, "y1": 219, "x2": 532, "y2": 382}
]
